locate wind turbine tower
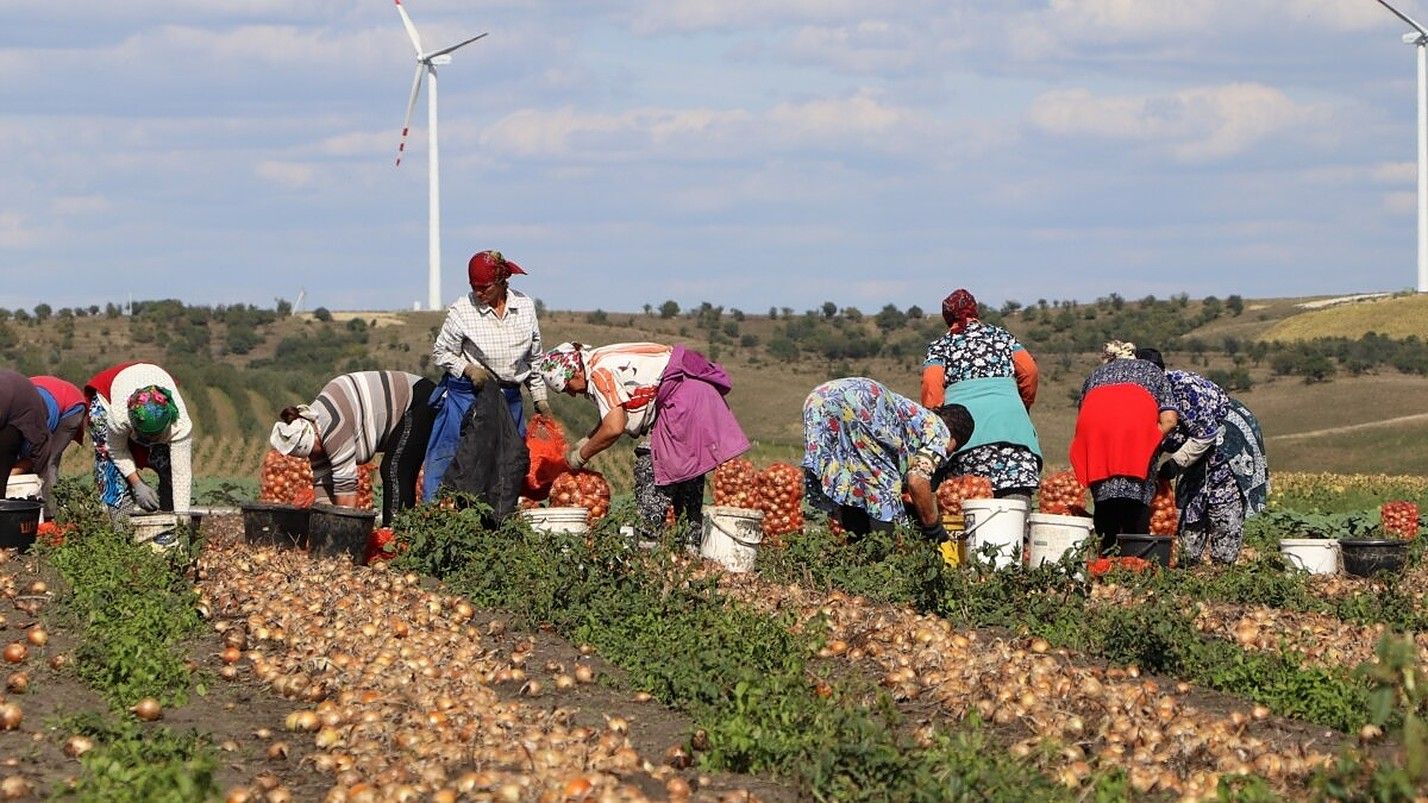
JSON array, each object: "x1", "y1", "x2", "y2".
[
  {"x1": 1373, "y1": 0, "x2": 1428, "y2": 292},
  {"x1": 393, "y1": 0, "x2": 488, "y2": 310}
]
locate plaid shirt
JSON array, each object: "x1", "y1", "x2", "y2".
[{"x1": 432, "y1": 289, "x2": 547, "y2": 402}]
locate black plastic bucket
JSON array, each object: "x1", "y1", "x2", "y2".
[
  {"x1": 308, "y1": 504, "x2": 377, "y2": 564},
  {"x1": 240, "y1": 502, "x2": 310, "y2": 550},
  {"x1": 1340, "y1": 539, "x2": 1409, "y2": 578},
  {"x1": 0, "y1": 499, "x2": 43, "y2": 552},
  {"x1": 1116, "y1": 534, "x2": 1173, "y2": 567}
]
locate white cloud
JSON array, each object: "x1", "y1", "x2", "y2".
[
  {"x1": 1029, "y1": 83, "x2": 1330, "y2": 161},
  {"x1": 256, "y1": 160, "x2": 317, "y2": 189},
  {"x1": 629, "y1": 0, "x2": 872, "y2": 35},
  {"x1": 0, "y1": 213, "x2": 38, "y2": 249},
  {"x1": 1385, "y1": 190, "x2": 1417, "y2": 214}
]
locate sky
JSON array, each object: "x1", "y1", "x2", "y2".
[{"x1": 2, "y1": 0, "x2": 1427, "y2": 313}]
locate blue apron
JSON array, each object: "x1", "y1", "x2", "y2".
[{"x1": 422, "y1": 377, "x2": 526, "y2": 501}]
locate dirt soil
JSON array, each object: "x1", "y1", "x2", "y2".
[{"x1": 0, "y1": 517, "x2": 798, "y2": 801}]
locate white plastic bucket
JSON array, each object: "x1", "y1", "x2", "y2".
[
  {"x1": 130, "y1": 513, "x2": 179, "y2": 552},
  {"x1": 521, "y1": 507, "x2": 591, "y2": 535},
  {"x1": 5, "y1": 474, "x2": 41, "y2": 501},
  {"x1": 962, "y1": 498, "x2": 1029, "y2": 570},
  {"x1": 700, "y1": 506, "x2": 765, "y2": 573},
  {"x1": 1280, "y1": 538, "x2": 1339, "y2": 575},
  {"x1": 1028, "y1": 512, "x2": 1095, "y2": 568}
]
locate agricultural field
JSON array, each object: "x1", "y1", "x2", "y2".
[{"x1": 1, "y1": 468, "x2": 1427, "y2": 800}]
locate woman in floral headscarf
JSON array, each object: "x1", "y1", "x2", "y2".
[
  {"x1": 1069, "y1": 342, "x2": 1179, "y2": 548},
  {"x1": 921, "y1": 289, "x2": 1042, "y2": 502},
  {"x1": 538, "y1": 342, "x2": 749, "y2": 548},
  {"x1": 84, "y1": 362, "x2": 194, "y2": 519}
]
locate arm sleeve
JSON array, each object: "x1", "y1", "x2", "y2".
[
  {"x1": 168, "y1": 436, "x2": 193, "y2": 513},
  {"x1": 431, "y1": 309, "x2": 470, "y2": 380},
  {"x1": 106, "y1": 415, "x2": 140, "y2": 479},
  {"x1": 920, "y1": 365, "x2": 946, "y2": 409},
  {"x1": 1012, "y1": 348, "x2": 1039, "y2": 408},
  {"x1": 1170, "y1": 435, "x2": 1216, "y2": 467},
  {"x1": 526, "y1": 313, "x2": 548, "y2": 403}
]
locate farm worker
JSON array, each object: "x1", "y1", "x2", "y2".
[
  {"x1": 1068, "y1": 341, "x2": 1179, "y2": 550},
  {"x1": 1136, "y1": 348, "x2": 1269, "y2": 565},
  {"x1": 83, "y1": 362, "x2": 193, "y2": 518},
  {"x1": 28, "y1": 376, "x2": 87, "y2": 516},
  {"x1": 538, "y1": 342, "x2": 751, "y2": 547},
  {"x1": 801, "y1": 377, "x2": 974, "y2": 538},
  {"x1": 920, "y1": 288, "x2": 1042, "y2": 503},
  {"x1": 426, "y1": 250, "x2": 551, "y2": 500},
  {"x1": 0, "y1": 370, "x2": 52, "y2": 498},
  {"x1": 269, "y1": 371, "x2": 437, "y2": 527}
]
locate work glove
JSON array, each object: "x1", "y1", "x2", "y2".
[
  {"x1": 919, "y1": 520, "x2": 950, "y2": 543},
  {"x1": 462, "y1": 363, "x2": 492, "y2": 388},
  {"x1": 565, "y1": 438, "x2": 590, "y2": 471},
  {"x1": 1156, "y1": 460, "x2": 1181, "y2": 481},
  {"x1": 131, "y1": 481, "x2": 161, "y2": 512},
  {"x1": 533, "y1": 399, "x2": 553, "y2": 416}
]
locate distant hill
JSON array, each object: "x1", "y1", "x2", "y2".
[{"x1": 2, "y1": 293, "x2": 1427, "y2": 486}]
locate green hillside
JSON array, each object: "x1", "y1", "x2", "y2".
[{"x1": 3, "y1": 292, "x2": 1428, "y2": 489}]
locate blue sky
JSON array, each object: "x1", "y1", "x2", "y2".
[{"x1": 2, "y1": 0, "x2": 1426, "y2": 312}]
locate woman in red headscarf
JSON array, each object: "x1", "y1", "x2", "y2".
[
  {"x1": 425, "y1": 250, "x2": 552, "y2": 499},
  {"x1": 920, "y1": 289, "x2": 1043, "y2": 502}
]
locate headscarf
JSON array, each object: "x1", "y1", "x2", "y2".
[
  {"x1": 1134, "y1": 347, "x2": 1165, "y2": 370},
  {"x1": 467, "y1": 250, "x2": 527, "y2": 287},
  {"x1": 537, "y1": 343, "x2": 591, "y2": 393},
  {"x1": 268, "y1": 405, "x2": 318, "y2": 457},
  {"x1": 127, "y1": 385, "x2": 179, "y2": 438},
  {"x1": 1101, "y1": 340, "x2": 1137, "y2": 363},
  {"x1": 940, "y1": 289, "x2": 979, "y2": 334}
]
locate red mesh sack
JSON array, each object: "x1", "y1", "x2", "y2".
[
  {"x1": 259, "y1": 450, "x2": 315, "y2": 507},
  {"x1": 936, "y1": 475, "x2": 994, "y2": 517},
  {"x1": 1038, "y1": 470, "x2": 1089, "y2": 516},
  {"x1": 756, "y1": 463, "x2": 804, "y2": 539},
  {"x1": 712, "y1": 459, "x2": 759, "y2": 508},
  {"x1": 1150, "y1": 480, "x2": 1177, "y2": 535},
  {"x1": 522, "y1": 415, "x2": 569, "y2": 502},
  {"x1": 1382, "y1": 501, "x2": 1420, "y2": 540}
]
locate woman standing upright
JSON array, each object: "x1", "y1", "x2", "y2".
[
  {"x1": 269, "y1": 370, "x2": 437, "y2": 527},
  {"x1": 426, "y1": 250, "x2": 552, "y2": 499},
  {"x1": 1137, "y1": 348, "x2": 1268, "y2": 565},
  {"x1": 1069, "y1": 342, "x2": 1179, "y2": 548},
  {"x1": 921, "y1": 289, "x2": 1042, "y2": 502}
]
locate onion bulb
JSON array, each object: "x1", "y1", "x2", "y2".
[
  {"x1": 24, "y1": 629, "x2": 46, "y2": 648},
  {"x1": 1, "y1": 645, "x2": 24, "y2": 664},
  {"x1": 131, "y1": 698, "x2": 162, "y2": 721}
]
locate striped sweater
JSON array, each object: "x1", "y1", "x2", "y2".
[{"x1": 311, "y1": 371, "x2": 422, "y2": 493}]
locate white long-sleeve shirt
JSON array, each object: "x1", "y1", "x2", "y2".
[
  {"x1": 92, "y1": 364, "x2": 193, "y2": 513},
  {"x1": 431, "y1": 289, "x2": 547, "y2": 402}
]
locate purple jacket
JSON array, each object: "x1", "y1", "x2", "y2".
[{"x1": 650, "y1": 346, "x2": 750, "y2": 485}]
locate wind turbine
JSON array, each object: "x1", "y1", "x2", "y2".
[
  {"x1": 1373, "y1": 0, "x2": 1428, "y2": 292},
  {"x1": 393, "y1": 0, "x2": 488, "y2": 311}
]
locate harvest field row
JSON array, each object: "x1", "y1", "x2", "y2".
[{"x1": 2, "y1": 471, "x2": 1426, "y2": 801}]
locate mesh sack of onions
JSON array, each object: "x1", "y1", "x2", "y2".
[
  {"x1": 712, "y1": 459, "x2": 759, "y2": 508},
  {"x1": 1038, "y1": 470, "x2": 1089, "y2": 516},
  {"x1": 1381, "y1": 501, "x2": 1420, "y2": 540},
  {"x1": 756, "y1": 463, "x2": 804, "y2": 538},
  {"x1": 258, "y1": 450, "x2": 315, "y2": 506},
  {"x1": 549, "y1": 470, "x2": 612, "y2": 524},
  {"x1": 355, "y1": 462, "x2": 376, "y2": 510},
  {"x1": 1149, "y1": 480, "x2": 1178, "y2": 535},
  {"x1": 935, "y1": 475, "x2": 994, "y2": 517}
]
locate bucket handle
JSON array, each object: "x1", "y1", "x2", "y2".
[
  {"x1": 962, "y1": 506, "x2": 1013, "y2": 538},
  {"x1": 710, "y1": 515, "x2": 763, "y2": 548}
]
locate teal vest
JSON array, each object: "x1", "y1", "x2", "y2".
[{"x1": 942, "y1": 376, "x2": 1042, "y2": 458}]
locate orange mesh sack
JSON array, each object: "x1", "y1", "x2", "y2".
[
  {"x1": 259, "y1": 450, "x2": 315, "y2": 507},
  {"x1": 1150, "y1": 480, "x2": 1178, "y2": 535},
  {"x1": 522, "y1": 415, "x2": 569, "y2": 502},
  {"x1": 936, "y1": 475, "x2": 994, "y2": 517}
]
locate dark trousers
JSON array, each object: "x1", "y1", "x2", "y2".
[
  {"x1": 1094, "y1": 499, "x2": 1150, "y2": 553},
  {"x1": 837, "y1": 505, "x2": 895, "y2": 537},
  {"x1": 0, "y1": 426, "x2": 22, "y2": 497},
  {"x1": 380, "y1": 378, "x2": 438, "y2": 526}
]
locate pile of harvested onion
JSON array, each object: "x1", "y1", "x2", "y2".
[
  {"x1": 935, "y1": 476, "x2": 993, "y2": 516},
  {"x1": 755, "y1": 463, "x2": 803, "y2": 538},
  {"x1": 1038, "y1": 471, "x2": 1088, "y2": 516},
  {"x1": 711, "y1": 459, "x2": 759, "y2": 509},
  {"x1": 548, "y1": 471, "x2": 612, "y2": 523},
  {"x1": 1149, "y1": 480, "x2": 1177, "y2": 535}
]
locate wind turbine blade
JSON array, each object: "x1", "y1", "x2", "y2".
[
  {"x1": 396, "y1": 65, "x2": 425, "y2": 166},
  {"x1": 394, "y1": 0, "x2": 424, "y2": 54},
  {"x1": 425, "y1": 31, "x2": 489, "y2": 60},
  {"x1": 1376, "y1": 0, "x2": 1428, "y2": 36}
]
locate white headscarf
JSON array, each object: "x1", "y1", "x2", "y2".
[
  {"x1": 1101, "y1": 340, "x2": 1137, "y2": 363},
  {"x1": 268, "y1": 405, "x2": 318, "y2": 457},
  {"x1": 537, "y1": 343, "x2": 593, "y2": 393}
]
